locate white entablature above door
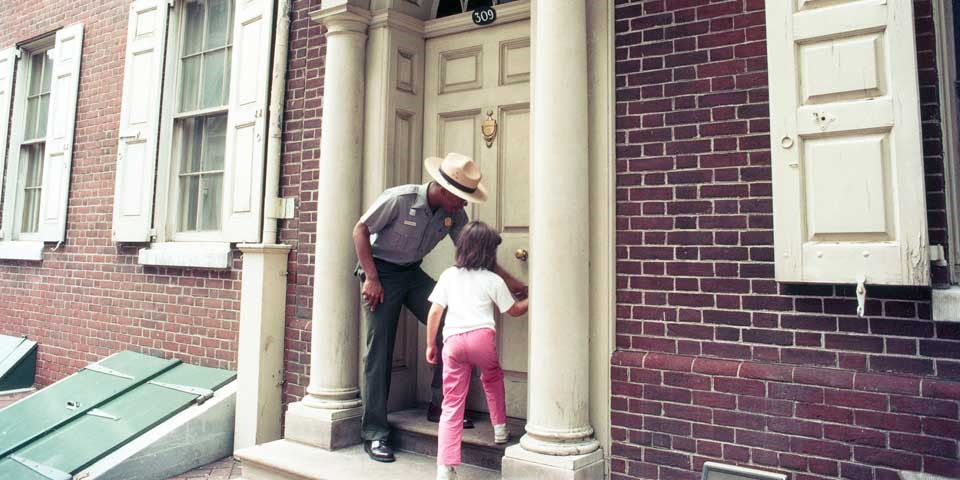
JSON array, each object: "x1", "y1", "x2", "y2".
[{"x1": 318, "y1": 0, "x2": 525, "y2": 23}]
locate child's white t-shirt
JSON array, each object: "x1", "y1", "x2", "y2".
[{"x1": 428, "y1": 267, "x2": 516, "y2": 341}]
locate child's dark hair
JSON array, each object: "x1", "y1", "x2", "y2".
[{"x1": 454, "y1": 221, "x2": 501, "y2": 271}]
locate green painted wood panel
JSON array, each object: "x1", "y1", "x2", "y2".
[
  {"x1": 0, "y1": 335, "x2": 27, "y2": 362},
  {"x1": 5, "y1": 363, "x2": 235, "y2": 475},
  {"x1": 0, "y1": 335, "x2": 37, "y2": 391},
  {"x1": 0, "y1": 351, "x2": 179, "y2": 458},
  {"x1": 0, "y1": 457, "x2": 58, "y2": 480},
  {"x1": 0, "y1": 339, "x2": 37, "y2": 391}
]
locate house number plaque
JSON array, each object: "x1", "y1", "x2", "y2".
[{"x1": 472, "y1": 6, "x2": 496, "y2": 26}]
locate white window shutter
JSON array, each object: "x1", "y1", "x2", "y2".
[
  {"x1": 765, "y1": 0, "x2": 929, "y2": 286},
  {"x1": 38, "y1": 24, "x2": 83, "y2": 243},
  {"x1": 221, "y1": 0, "x2": 276, "y2": 243},
  {"x1": 112, "y1": 0, "x2": 169, "y2": 242},
  {"x1": 0, "y1": 47, "x2": 17, "y2": 238}
]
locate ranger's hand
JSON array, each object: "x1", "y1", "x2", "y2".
[
  {"x1": 362, "y1": 278, "x2": 385, "y2": 311},
  {"x1": 426, "y1": 343, "x2": 439, "y2": 365}
]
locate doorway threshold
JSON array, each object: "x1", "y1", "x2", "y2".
[{"x1": 389, "y1": 407, "x2": 525, "y2": 471}]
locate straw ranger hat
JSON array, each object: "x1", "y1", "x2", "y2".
[{"x1": 424, "y1": 152, "x2": 488, "y2": 203}]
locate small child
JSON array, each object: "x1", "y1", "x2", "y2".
[{"x1": 426, "y1": 221, "x2": 529, "y2": 480}]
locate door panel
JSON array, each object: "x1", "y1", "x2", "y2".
[
  {"x1": 422, "y1": 19, "x2": 530, "y2": 418},
  {"x1": 386, "y1": 109, "x2": 422, "y2": 413}
]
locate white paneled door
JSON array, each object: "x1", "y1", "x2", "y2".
[{"x1": 421, "y1": 19, "x2": 531, "y2": 418}]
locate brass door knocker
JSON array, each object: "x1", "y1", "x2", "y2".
[{"x1": 481, "y1": 109, "x2": 497, "y2": 148}]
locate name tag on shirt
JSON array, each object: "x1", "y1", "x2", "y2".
[{"x1": 403, "y1": 220, "x2": 417, "y2": 227}]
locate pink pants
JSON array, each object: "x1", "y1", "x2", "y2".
[{"x1": 437, "y1": 328, "x2": 506, "y2": 466}]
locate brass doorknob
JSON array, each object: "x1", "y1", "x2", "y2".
[{"x1": 515, "y1": 249, "x2": 528, "y2": 262}]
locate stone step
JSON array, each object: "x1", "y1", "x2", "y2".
[
  {"x1": 388, "y1": 407, "x2": 525, "y2": 471},
  {"x1": 236, "y1": 439, "x2": 500, "y2": 480}
]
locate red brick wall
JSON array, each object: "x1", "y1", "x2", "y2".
[
  {"x1": 613, "y1": 1, "x2": 959, "y2": 479},
  {"x1": 278, "y1": 0, "x2": 325, "y2": 405},
  {"x1": 0, "y1": 0, "x2": 240, "y2": 383},
  {"x1": 0, "y1": 0, "x2": 322, "y2": 396}
]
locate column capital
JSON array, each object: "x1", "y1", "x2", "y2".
[{"x1": 311, "y1": 4, "x2": 372, "y2": 35}]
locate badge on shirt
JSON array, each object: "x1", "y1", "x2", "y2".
[
  {"x1": 443, "y1": 217, "x2": 452, "y2": 228},
  {"x1": 409, "y1": 208, "x2": 417, "y2": 216},
  {"x1": 404, "y1": 220, "x2": 417, "y2": 227}
]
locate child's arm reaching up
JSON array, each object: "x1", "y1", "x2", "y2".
[
  {"x1": 425, "y1": 303, "x2": 444, "y2": 365},
  {"x1": 505, "y1": 298, "x2": 529, "y2": 317}
]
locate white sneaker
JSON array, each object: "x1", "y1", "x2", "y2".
[
  {"x1": 437, "y1": 465, "x2": 458, "y2": 480},
  {"x1": 494, "y1": 423, "x2": 509, "y2": 444}
]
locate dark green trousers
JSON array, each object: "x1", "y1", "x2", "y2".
[{"x1": 359, "y1": 259, "x2": 444, "y2": 441}]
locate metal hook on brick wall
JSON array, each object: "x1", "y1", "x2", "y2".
[{"x1": 855, "y1": 275, "x2": 867, "y2": 318}]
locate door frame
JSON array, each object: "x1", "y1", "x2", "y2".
[{"x1": 358, "y1": 0, "x2": 615, "y2": 460}]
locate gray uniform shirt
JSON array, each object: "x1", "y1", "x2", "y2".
[{"x1": 360, "y1": 183, "x2": 468, "y2": 265}]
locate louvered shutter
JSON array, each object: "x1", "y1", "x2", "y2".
[
  {"x1": 765, "y1": 0, "x2": 929, "y2": 285},
  {"x1": 112, "y1": 0, "x2": 170, "y2": 242},
  {"x1": 38, "y1": 24, "x2": 83, "y2": 243},
  {"x1": 221, "y1": 0, "x2": 276, "y2": 242},
  {"x1": 0, "y1": 47, "x2": 17, "y2": 240}
]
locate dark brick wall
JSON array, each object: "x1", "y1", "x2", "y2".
[{"x1": 613, "y1": 1, "x2": 959, "y2": 479}]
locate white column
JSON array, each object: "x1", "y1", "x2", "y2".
[
  {"x1": 503, "y1": 0, "x2": 603, "y2": 478},
  {"x1": 283, "y1": 4, "x2": 370, "y2": 451},
  {"x1": 234, "y1": 244, "x2": 291, "y2": 450}
]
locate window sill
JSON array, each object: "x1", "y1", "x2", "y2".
[
  {"x1": 138, "y1": 242, "x2": 232, "y2": 269},
  {"x1": 0, "y1": 241, "x2": 44, "y2": 261},
  {"x1": 900, "y1": 471, "x2": 952, "y2": 480},
  {"x1": 932, "y1": 286, "x2": 960, "y2": 322}
]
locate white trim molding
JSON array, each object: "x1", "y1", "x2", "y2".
[
  {"x1": 933, "y1": 0, "x2": 960, "y2": 282},
  {"x1": 369, "y1": 8, "x2": 424, "y2": 36},
  {"x1": 137, "y1": 242, "x2": 232, "y2": 269},
  {"x1": 0, "y1": 241, "x2": 44, "y2": 261},
  {"x1": 932, "y1": 286, "x2": 960, "y2": 322},
  {"x1": 900, "y1": 471, "x2": 955, "y2": 480},
  {"x1": 587, "y1": 0, "x2": 615, "y2": 467}
]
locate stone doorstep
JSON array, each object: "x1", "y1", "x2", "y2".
[
  {"x1": 235, "y1": 407, "x2": 521, "y2": 480},
  {"x1": 389, "y1": 407, "x2": 526, "y2": 471},
  {"x1": 235, "y1": 439, "x2": 500, "y2": 480}
]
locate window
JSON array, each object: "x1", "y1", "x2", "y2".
[
  {"x1": 434, "y1": 0, "x2": 516, "y2": 19},
  {"x1": 176, "y1": 115, "x2": 227, "y2": 232},
  {"x1": 112, "y1": 0, "x2": 275, "y2": 256},
  {"x1": 173, "y1": 0, "x2": 233, "y2": 235},
  {"x1": 16, "y1": 49, "x2": 53, "y2": 237},
  {"x1": 0, "y1": 25, "x2": 84, "y2": 260}
]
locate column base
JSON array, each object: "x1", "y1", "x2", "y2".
[
  {"x1": 283, "y1": 402, "x2": 363, "y2": 451},
  {"x1": 502, "y1": 444, "x2": 605, "y2": 480}
]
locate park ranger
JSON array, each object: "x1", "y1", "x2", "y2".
[{"x1": 352, "y1": 152, "x2": 525, "y2": 463}]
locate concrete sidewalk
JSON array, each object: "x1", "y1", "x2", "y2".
[{"x1": 166, "y1": 457, "x2": 242, "y2": 480}]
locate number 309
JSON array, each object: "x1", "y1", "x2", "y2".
[{"x1": 472, "y1": 7, "x2": 496, "y2": 25}]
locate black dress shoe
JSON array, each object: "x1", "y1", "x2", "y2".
[
  {"x1": 364, "y1": 439, "x2": 395, "y2": 463},
  {"x1": 427, "y1": 403, "x2": 475, "y2": 429}
]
